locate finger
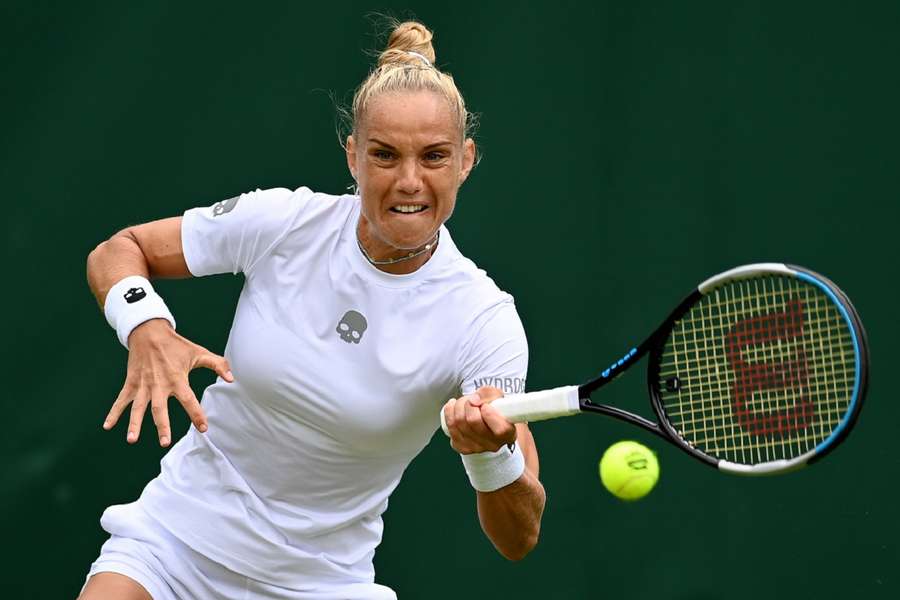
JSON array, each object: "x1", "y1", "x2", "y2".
[
  {"x1": 450, "y1": 398, "x2": 478, "y2": 451},
  {"x1": 149, "y1": 387, "x2": 172, "y2": 447},
  {"x1": 466, "y1": 389, "x2": 485, "y2": 407},
  {"x1": 442, "y1": 399, "x2": 457, "y2": 431},
  {"x1": 464, "y1": 400, "x2": 491, "y2": 439},
  {"x1": 174, "y1": 383, "x2": 208, "y2": 433},
  {"x1": 475, "y1": 385, "x2": 505, "y2": 403},
  {"x1": 453, "y1": 397, "x2": 470, "y2": 432},
  {"x1": 469, "y1": 390, "x2": 490, "y2": 406},
  {"x1": 105, "y1": 384, "x2": 135, "y2": 429},
  {"x1": 480, "y1": 403, "x2": 517, "y2": 444},
  {"x1": 194, "y1": 352, "x2": 234, "y2": 382},
  {"x1": 127, "y1": 387, "x2": 150, "y2": 444},
  {"x1": 443, "y1": 399, "x2": 473, "y2": 453}
]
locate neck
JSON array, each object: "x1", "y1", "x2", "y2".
[{"x1": 356, "y1": 219, "x2": 439, "y2": 275}]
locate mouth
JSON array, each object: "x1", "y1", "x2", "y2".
[{"x1": 389, "y1": 204, "x2": 429, "y2": 215}]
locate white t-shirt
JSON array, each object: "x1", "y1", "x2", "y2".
[{"x1": 100, "y1": 187, "x2": 528, "y2": 594}]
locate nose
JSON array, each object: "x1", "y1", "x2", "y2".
[{"x1": 395, "y1": 158, "x2": 423, "y2": 195}]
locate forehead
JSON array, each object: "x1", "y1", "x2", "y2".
[{"x1": 359, "y1": 91, "x2": 459, "y2": 146}]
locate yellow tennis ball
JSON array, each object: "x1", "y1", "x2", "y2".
[{"x1": 599, "y1": 441, "x2": 659, "y2": 501}]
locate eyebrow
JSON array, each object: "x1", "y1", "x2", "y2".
[{"x1": 368, "y1": 138, "x2": 453, "y2": 150}]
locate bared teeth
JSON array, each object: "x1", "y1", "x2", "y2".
[{"x1": 392, "y1": 205, "x2": 427, "y2": 213}]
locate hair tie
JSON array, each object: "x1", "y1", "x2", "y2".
[{"x1": 405, "y1": 51, "x2": 432, "y2": 66}]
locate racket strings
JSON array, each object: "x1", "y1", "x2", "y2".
[{"x1": 657, "y1": 275, "x2": 856, "y2": 465}]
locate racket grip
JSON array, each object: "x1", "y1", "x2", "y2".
[{"x1": 440, "y1": 385, "x2": 581, "y2": 436}]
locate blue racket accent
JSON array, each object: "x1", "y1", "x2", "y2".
[
  {"x1": 601, "y1": 347, "x2": 638, "y2": 378},
  {"x1": 795, "y1": 271, "x2": 862, "y2": 456}
]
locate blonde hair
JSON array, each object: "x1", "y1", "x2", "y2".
[{"x1": 349, "y1": 20, "x2": 476, "y2": 143}]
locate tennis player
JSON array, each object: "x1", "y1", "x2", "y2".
[{"x1": 79, "y1": 20, "x2": 545, "y2": 600}]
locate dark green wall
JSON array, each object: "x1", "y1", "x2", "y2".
[{"x1": 3, "y1": 1, "x2": 897, "y2": 597}]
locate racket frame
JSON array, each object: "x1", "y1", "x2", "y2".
[{"x1": 573, "y1": 263, "x2": 868, "y2": 474}]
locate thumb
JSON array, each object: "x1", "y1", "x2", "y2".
[
  {"x1": 475, "y1": 385, "x2": 505, "y2": 403},
  {"x1": 480, "y1": 403, "x2": 517, "y2": 443},
  {"x1": 195, "y1": 351, "x2": 234, "y2": 382}
]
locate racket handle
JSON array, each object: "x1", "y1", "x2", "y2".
[{"x1": 440, "y1": 385, "x2": 581, "y2": 436}]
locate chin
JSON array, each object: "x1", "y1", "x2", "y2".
[
  {"x1": 382, "y1": 224, "x2": 439, "y2": 249},
  {"x1": 389, "y1": 233, "x2": 435, "y2": 250}
]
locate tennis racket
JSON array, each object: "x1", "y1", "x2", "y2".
[{"x1": 440, "y1": 263, "x2": 868, "y2": 475}]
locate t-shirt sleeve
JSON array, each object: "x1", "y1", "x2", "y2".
[
  {"x1": 181, "y1": 187, "x2": 305, "y2": 277},
  {"x1": 458, "y1": 299, "x2": 529, "y2": 396}
]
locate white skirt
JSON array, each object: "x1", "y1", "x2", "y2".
[{"x1": 83, "y1": 504, "x2": 397, "y2": 600}]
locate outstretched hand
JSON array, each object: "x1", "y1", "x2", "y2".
[
  {"x1": 442, "y1": 386, "x2": 517, "y2": 454},
  {"x1": 103, "y1": 318, "x2": 234, "y2": 447}
]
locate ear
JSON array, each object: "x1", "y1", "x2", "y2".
[
  {"x1": 346, "y1": 135, "x2": 358, "y2": 181},
  {"x1": 459, "y1": 138, "x2": 476, "y2": 184}
]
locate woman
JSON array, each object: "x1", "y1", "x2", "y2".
[{"x1": 80, "y1": 21, "x2": 545, "y2": 600}]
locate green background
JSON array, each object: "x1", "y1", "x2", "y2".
[{"x1": 3, "y1": 1, "x2": 898, "y2": 598}]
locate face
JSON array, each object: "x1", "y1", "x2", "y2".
[{"x1": 347, "y1": 91, "x2": 475, "y2": 258}]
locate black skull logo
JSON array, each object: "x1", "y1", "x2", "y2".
[{"x1": 336, "y1": 310, "x2": 367, "y2": 344}]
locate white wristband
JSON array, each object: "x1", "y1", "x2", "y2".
[
  {"x1": 461, "y1": 441, "x2": 526, "y2": 492},
  {"x1": 104, "y1": 275, "x2": 176, "y2": 349}
]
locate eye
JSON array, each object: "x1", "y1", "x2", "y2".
[
  {"x1": 424, "y1": 151, "x2": 449, "y2": 163},
  {"x1": 372, "y1": 149, "x2": 394, "y2": 161}
]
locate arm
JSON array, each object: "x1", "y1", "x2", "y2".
[
  {"x1": 87, "y1": 217, "x2": 192, "y2": 303},
  {"x1": 87, "y1": 217, "x2": 233, "y2": 446},
  {"x1": 444, "y1": 387, "x2": 546, "y2": 561},
  {"x1": 476, "y1": 420, "x2": 545, "y2": 561}
]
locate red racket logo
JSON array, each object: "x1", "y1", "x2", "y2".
[{"x1": 726, "y1": 299, "x2": 812, "y2": 437}]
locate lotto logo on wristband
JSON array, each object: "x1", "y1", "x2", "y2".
[{"x1": 124, "y1": 287, "x2": 147, "y2": 304}]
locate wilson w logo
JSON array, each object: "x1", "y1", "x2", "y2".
[{"x1": 725, "y1": 299, "x2": 812, "y2": 437}]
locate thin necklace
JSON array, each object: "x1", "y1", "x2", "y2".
[{"x1": 357, "y1": 230, "x2": 440, "y2": 266}]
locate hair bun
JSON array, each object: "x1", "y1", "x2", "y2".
[
  {"x1": 349, "y1": 19, "x2": 473, "y2": 146},
  {"x1": 377, "y1": 21, "x2": 436, "y2": 67}
]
